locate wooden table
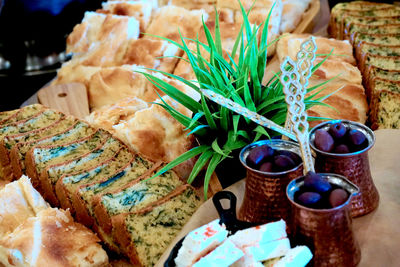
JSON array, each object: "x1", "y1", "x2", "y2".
[{"x1": 157, "y1": 129, "x2": 400, "y2": 267}]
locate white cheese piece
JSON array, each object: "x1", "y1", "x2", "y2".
[
  {"x1": 229, "y1": 220, "x2": 287, "y2": 249},
  {"x1": 274, "y1": 246, "x2": 313, "y2": 267},
  {"x1": 192, "y1": 240, "x2": 244, "y2": 267},
  {"x1": 245, "y1": 238, "x2": 291, "y2": 262},
  {"x1": 175, "y1": 219, "x2": 228, "y2": 267},
  {"x1": 231, "y1": 252, "x2": 264, "y2": 267}
]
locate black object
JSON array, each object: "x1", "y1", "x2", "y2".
[{"x1": 164, "y1": 191, "x2": 257, "y2": 267}]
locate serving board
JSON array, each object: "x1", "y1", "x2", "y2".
[{"x1": 156, "y1": 129, "x2": 400, "y2": 267}]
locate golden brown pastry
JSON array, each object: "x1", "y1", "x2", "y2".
[
  {"x1": 276, "y1": 33, "x2": 356, "y2": 65},
  {"x1": 0, "y1": 176, "x2": 48, "y2": 237},
  {"x1": 0, "y1": 208, "x2": 108, "y2": 267},
  {"x1": 280, "y1": 0, "x2": 312, "y2": 33},
  {"x1": 52, "y1": 62, "x2": 101, "y2": 87},
  {"x1": 217, "y1": 0, "x2": 275, "y2": 10}
]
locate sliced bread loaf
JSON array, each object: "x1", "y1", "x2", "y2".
[
  {"x1": 10, "y1": 120, "x2": 95, "y2": 182},
  {"x1": 368, "y1": 78, "x2": 400, "y2": 104},
  {"x1": 71, "y1": 154, "x2": 155, "y2": 226},
  {"x1": 25, "y1": 129, "x2": 109, "y2": 190},
  {"x1": 111, "y1": 185, "x2": 201, "y2": 267},
  {"x1": 342, "y1": 16, "x2": 400, "y2": 41},
  {"x1": 0, "y1": 116, "x2": 75, "y2": 180},
  {"x1": 93, "y1": 165, "x2": 185, "y2": 234},
  {"x1": 358, "y1": 54, "x2": 400, "y2": 79},
  {"x1": 40, "y1": 137, "x2": 123, "y2": 206},
  {"x1": 54, "y1": 146, "x2": 135, "y2": 213},
  {"x1": 365, "y1": 66, "x2": 400, "y2": 91},
  {"x1": 346, "y1": 24, "x2": 400, "y2": 43},
  {"x1": 0, "y1": 109, "x2": 19, "y2": 124},
  {"x1": 370, "y1": 90, "x2": 400, "y2": 129},
  {"x1": 0, "y1": 104, "x2": 45, "y2": 125},
  {"x1": 355, "y1": 43, "x2": 400, "y2": 64}
]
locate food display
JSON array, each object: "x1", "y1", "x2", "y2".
[{"x1": 329, "y1": 1, "x2": 400, "y2": 129}]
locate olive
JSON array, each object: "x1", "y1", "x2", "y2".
[
  {"x1": 259, "y1": 162, "x2": 273, "y2": 172},
  {"x1": 329, "y1": 122, "x2": 347, "y2": 139},
  {"x1": 246, "y1": 145, "x2": 274, "y2": 168},
  {"x1": 274, "y1": 155, "x2": 295, "y2": 171},
  {"x1": 329, "y1": 189, "x2": 349, "y2": 208},
  {"x1": 348, "y1": 129, "x2": 366, "y2": 146},
  {"x1": 278, "y1": 150, "x2": 301, "y2": 166},
  {"x1": 297, "y1": 192, "x2": 321, "y2": 208},
  {"x1": 304, "y1": 171, "x2": 332, "y2": 193},
  {"x1": 334, "y1": 144, "x2": 350, "y2": 154},
  {"x1": 314, "y1": 129, "x2": 334, "y2": 152}
]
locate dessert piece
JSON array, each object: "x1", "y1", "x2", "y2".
[
  {"x1": 274, "y1": 246, "x2": 313, "y2": 267},
  {"x1": 39, "y1": 138, "x2": 123, "y2": 206},
  {"x1": 193, "y1": 240, "x2": 244, "y2": 267},
  {"x1": 10, "y1": 120, "x2": 95, "y2": 181},
  {"x1": 112, "y1": 185, "x2": 201, "y2": 266},
  {"x1": 101, "y1": 1, "x2": 153, "y2": 33},
  {"x1": 25, "y1": 129, "x2": 110, "y2": 188},
  {"x1": 0, "y1": 116, "x2": 75, "y2": 181},
  {"x1": 0, "y1": 176, "x2": 48, "y2": 236},
  {"x1": 145, "y1": 6, "x2": 209, "y2": 44},
  {"x1": 0, "y1": 208, "x2": 108, "y2": 267},
  {"x1": 93, "y1": 166, "x2": 185, "y2": 234},
  {"x1": 54, "y1": 146, "x2": 136, "y2": 213},
  {"x1": 66, "y1": 11, "x2": 140, "y2": 55},
  {"x1": 370, "y1": 90, "x2": 400, "y2": 129},
  {"x1": 280, "y1": 0, "x2": 312, "y2": 33},
  {"x1": 175, "y1": 219, "x2": 229, "y2": 267}
]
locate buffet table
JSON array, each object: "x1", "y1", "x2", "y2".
[{"x1": 157, "y1": 129, "x2": 400, "y2": 267}]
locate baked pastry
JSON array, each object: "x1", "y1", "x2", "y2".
[
  {"x1": 100, "y1": 1, "x2": 153, "y2": 33},
  {"x1": 280, "y1": 0, "x2": 312, "y2": 33},
  {"x1": 52, "y1": 61, "x2": 101, "y2": 88},
  {"x1": 112, "y1": 184, "x2": 201, "y2": 267},
  {"x1": 0, "y1": 176, "x2": 48, "y2": 237},
  {"x1": 217, "y1": 0, "x2": 275, "y2": 10},
  {"x1": 145, "y1": 6, "x2": 209, "y2": 44},
  {"x1": 276, "y1": 34, "x2": 356, "y2": 65},
  {"x1": 0, "y1": 208, "x2": 108, "y2": 267},
  {"x1": 66, "y1": 12, "x2": 140, "y2": 55}
]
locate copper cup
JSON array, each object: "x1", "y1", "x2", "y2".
[
  {"x1": 238, "y1": 139, "x2": 303, "y2": 224},
  {"x1": 309, "y1": 120, "x2": 379, "y2": 217},
  {"x1": 287, "y1": 173, "x2": 361, "y2": 267}
]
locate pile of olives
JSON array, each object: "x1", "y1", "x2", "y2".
[
  {"x1": 295, "y1": 172, "x2": 349, "y2": 209},
  {"x1": 313, "y1": 122, "x2": 368, "y2": 153},
  {"x1": 246, "y1": 144, "x2": 302, "y2": 172}
]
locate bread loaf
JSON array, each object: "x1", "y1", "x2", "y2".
[{"x1": 280, "y1": 0, "x2": 312, "y2": 33}]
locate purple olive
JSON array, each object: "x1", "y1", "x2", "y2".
[
  {"x1": 278, "y1": 150, "x2": 301, "y2": 165},
  {"x1": 297, "y1": 192, "x2": 322, "y2": 207},
  {"x1": 246, "y1": 145, "x2": 275, "y2": 168},
  {"x1": 259, "y1": 162, "x2": 273, "y2": 172},
  {"x1": 274, "y1": 155, "x2": 295, "y2": 171},
  {"x1": 329, "y1": 122, "x2": 347, "y2": 139},
  {"x1": 334, "y1": 144, "x2": 350, "y2": 154},
  {"x1": 314, "y1": 129, "x2": 335, "y2": 152},
  {"x1": 348, "y1": 129, "x2": 366, "y2": 146},
  {"x1": 304, "y1": 171, "x2": 332, "y2": 193},
  {"x1": 329, "y1": 189, "x2": 349, "y2": 208}
]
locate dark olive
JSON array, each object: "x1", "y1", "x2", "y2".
[
  {"x1": 274, "y1": 155, "x2": 295, "y2": 171},
  {"x1": 304, "y1": 171, "x2": 332, "y2": 193},
  {"x1": 278, "y1": 150, "x2": 301, "y2": 166},
  {"x1": 259, "y1": 162, "x2": 273, "y2": 172},
  {"x1": 297, "y1": 192, "x2": 322, "y2": 208},
  {"x1": 329, "y1": 122, "x2": 347, "y2": 139},
  {"x1": 246, "y1": 145, "x2": 274, "y2": 168},
  {"x1": 314, "y1": 129, "x2": 335, "y2": 152},
  {"x1": 334, "y1": 144, "x2": 350, "y2": 154},
  {"x1": 348, "y1": 129, "x2": 366, "y2": 146},
  {"x1": 329, "y1": 189, "x2": 349, "y2": 208}
]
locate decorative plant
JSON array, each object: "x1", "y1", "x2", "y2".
[{"x1": 140, "y1": 1, "x2": 333, "y2": 198}]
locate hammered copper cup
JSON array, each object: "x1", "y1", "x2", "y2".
[
  {"x1": 309, "y1": 120, "x2": 379, "y2": 217},
  {"x1": 238, "y1": 139, "x2": 303, "y2": 224},
  {"x1": 287, "y1": 173, "x2": 361, "y2": 267}
]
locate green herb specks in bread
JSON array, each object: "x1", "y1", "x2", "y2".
[{"x1": 372, "y1": 90, "x2": 400, "y2": 129}]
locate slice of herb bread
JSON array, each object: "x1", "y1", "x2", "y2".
[
  {"x1": 355, "y1": 43, "x2": 400, "y2": 64},
  {"x1": 0, "y1": 109, "x2": 19, "y2": 124},
  {"x1": 370, "y1": 90, "x2": 400, "y2": 129},
  {"x1": 40, "y1": 137, "x2": 123, "y2": 206},
  {"x1": 93, "y1": 165, "x2": 184, "y2": 234},
  {"x1": 347, "y1": 24, "x2": 400, "y2": 43},
  {"x1": 0, "y1": 104, "x2": 45, "y2": 125},
  {"x1": 71, "y1": 154, "x2": 155, "y2": 226},
  {"x1": 0, "y1": 116, "x2": 74, "y2": 180},
  {"x1": 112, "y1": 185, "x2": 201, "y2": 267},
  {"x1": 365, "y1": 66, "x2": 400, "y2": 92},
  {"x1": 10, "y1": 120, "x2": 95, "y2": 182},
  {"x1": 369, "y1": 78, "x2": 400, "y2": 108},
  {"x1": 25, "y1": 129, "x2": 109, "y2": 189},
  {"x1": 342, "y1": 16, "x2": 400, "y2": 41},
  {"x1": 54, "y1": 146, "x2": 135, "y2": 214},
  {"x1": 359, "y1": 54, "x2": 400, "y2": 78}
]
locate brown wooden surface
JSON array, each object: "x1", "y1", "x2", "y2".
[
  {"x1": 37, "y1": 82, "x2": 89, "y2": 120},
  {"x1": 156, "y1": 129, "x2": 400, "y2": 267}
]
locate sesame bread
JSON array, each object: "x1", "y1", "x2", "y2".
[
  {"x1": 0, "y1": 116, "x2": 75, "y2": 181},
  {"x1": 93, "y1": 165, "x2": 185, "y2": 234},
  {"x1": 25, "y1": 129, "x2": 109, "y2": 190},
  {"x1": 370, "y1": 90, "x2": 400, "y2": 129},
  {"x1": 40, "y1": 137, "x2": 123, "y2": 207},
  {"x1": 112, "y1": 185, "x2": 201, "y2": 266},
  {"x1": 10, "y1": 120, "x2": 95, "y2": 182},
  {"x1": 71, "y1": 154, "x2": 155, "y2": 227},
  {"x1": 55, "y1": 146, "x2": 136, "y2": 214}
]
